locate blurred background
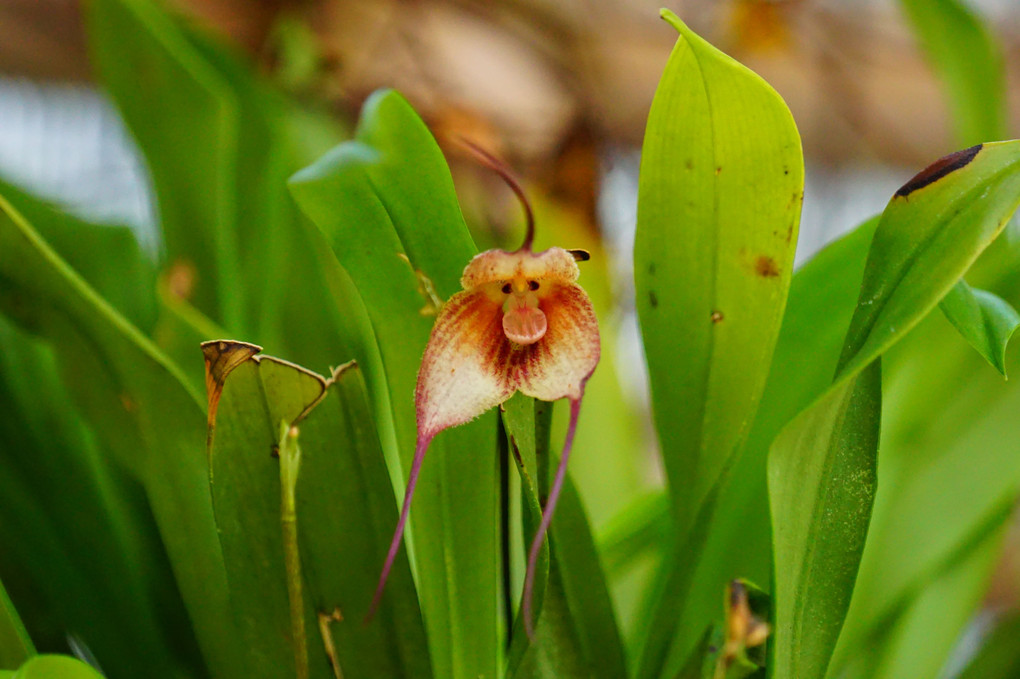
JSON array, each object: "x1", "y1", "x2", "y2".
[
  {"x1": 7, "y1": 0, "x2": 1020, "y2": 256},
  {"x1": 3, "y1": 0, "x2": 1020, "y2": 669}
]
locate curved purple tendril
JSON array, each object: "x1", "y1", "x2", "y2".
[
  {"x1": 365, "y1": 433, "x2": 434, "y2": 622},
  {"x1": 456, "y1": 138, "x2": 535, "y2": 252}
]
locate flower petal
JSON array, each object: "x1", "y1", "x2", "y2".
[
  {"x1": 415, "y1": 289, "x2": 516, "y2": 439},
  {"x1": 460, "y1": 247, "x2": 579, "y2": 290},
  {"x1": 511, "y1": 282, "x2": 600, "y2": 401}
]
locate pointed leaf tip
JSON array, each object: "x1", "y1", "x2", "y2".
[{"x1": 201, "y1": 340, "x2": 262, "y2": 430}]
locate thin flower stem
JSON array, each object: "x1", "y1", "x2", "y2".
[
  {"x1": 523, "y1": 395, "x2": 583, "y2": 638},
  {"x1": 366, "y1": 434, "x2": 433, "y2": 621},
  {"x1": 279, "y1": 424, "x2": 308, "y2": 679},
  {"x1": 456, "y1": 138, "x2": 535, "y2": 251}
]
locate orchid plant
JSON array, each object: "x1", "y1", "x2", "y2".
[
  {"x1": 368, "y1": 143, "x2": 601, "y2": 637},
  {"x1": 2, "y1": 2, "x2": 1020, "y2": 679}
]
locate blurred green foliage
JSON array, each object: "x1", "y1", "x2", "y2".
[{"x1": 0, "y1": 1, "x2": 1019, "y2": 678}]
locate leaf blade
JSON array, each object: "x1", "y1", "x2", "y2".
[{"x1": 939, "y1": 280, "x2": 1020, "y2": 376}]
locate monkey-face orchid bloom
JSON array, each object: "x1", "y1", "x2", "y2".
[{"x1": 368, "y1": 145, "x2": 600, "y2": 637}]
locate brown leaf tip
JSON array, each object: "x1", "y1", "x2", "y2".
[
  {"x1": 201, "y1": 340, "x2": 262, "y2": 431},
  {"x1": 896, "y1": 144, "x2": 982, "y2": 198}
]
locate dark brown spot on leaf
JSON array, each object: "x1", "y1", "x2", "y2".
[
  {"x1": 649, "y1": 290, "x2": 659, "y2": 308},
  {"x1": 715, "y1": 166, "x2": 722, "y2": 175},
  {"x1": 685, "y1": 159, "x2": 694, "y2": 170},
  {"x1": 896, "y1": 144, "x2": 982, "y2": 197},
  {"x1": 711, "y1": 310, "x2": 724, "y2": 324},
  {"x1": 755, "y1": 256, "x2": 780, "y2": 278}
]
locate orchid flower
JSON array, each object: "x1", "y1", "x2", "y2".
[{"x1": 367, "y1": 143, "x2": 601, "y2": 637}]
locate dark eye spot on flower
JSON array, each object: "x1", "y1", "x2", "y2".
[
  {"x1": 896, "y1": 144, "x2": 982, "y2": 197},
  {"x1": 568, "y1": 249, "x2": 591, "y2": 262},
  {"x1": 528, "y1": 280, "x2": 540, "y2": 291},
  {"x1": 755, "y1": 256, "x2": 780, "y2": 278},
  {"x1": 502, "y1": 283, "x2": 512, "y2": 294}
]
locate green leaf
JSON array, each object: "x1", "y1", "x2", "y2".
[
  {"x1": 206, "y1": 346, "x2": 432, "y2": 679},
  {"x1": 0, "y1": 194, "x2": 245, "y2": 678},
  {"x1": 0, "y1": 318, "x2": 201, "y2": 677},
  {"x1": 831, "y1": 325, "x2": 1020, "y2": 675},
  {"x1": 503, "y1": 395, "x2": 582, "y2": 679},
  {"x1": 10, "y1": 656, "x2": 104, "y2": 679},
  {"x1": 834, "y1": 502, "x2": 1008, "y2": 679},
  {"x1": 0, "y1": 577, "x2": 33, "y2": 670},
  {"x1": 88, "y1": 0, "x2": 244, "y2": 328},
  {"x1": 958, "y1": 611, "x2": 1020, "y2": 679},
  {"x1": 769, "y1": 140, "x2": 1020, "y2": 679},
  {"x1": 675, "y1": 628, "x2": 713, "y2": 679},
  {"x1": 837, "y1": 143, "x2": 1020, "y2": 381},
  {"x1": 0, "y1": 176, "x2": 157, "y2": 334},
  {"x1": 899, "y1": 0, "x2": 1006, "y2": 145},
  {"x1": 649, "y1": 218, "x2": 880, "y2": 679},
  {"x1": 633, "y1": 10, "x2": 802, "y2": 675},
  {"x1": 294, "y1": 364, "x2": 434, "y2": 679},
  {"x1": 88, "y1": 0, "x2": 366, "y2": 381},
  {"x1": 501, "y1": 396, "x2": 625, "y2": 679},
  {"x1": 767, "y1": 361, "x2": 882, "y2": 679},
  {"x1": 597, "y1": 491, "x2": 670, "y2": 581},
  {"x1": 290, "y1": 90, "x2": 498, "y2": 679},
  {"x1": 939, "y1": 280, "x2": 1020, "y2": 376}
]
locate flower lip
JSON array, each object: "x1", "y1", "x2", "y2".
[{"x1": 502, "y1": 294, "x2": 547, "y2": 344}]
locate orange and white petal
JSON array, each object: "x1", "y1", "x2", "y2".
[
  {"x1": 460, "y1": 247, "x2": 580, "y2": 291},
  {"x1": 509, "y1": 282, "x2": 600, "y2": 401},
  {"x1": 415, "y1": 290, "x2": 516, "y2": 439}
]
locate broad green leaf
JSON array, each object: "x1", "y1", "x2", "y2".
[
  {"x1": 0, "y1": 577, "x2": 32, "y2": 669},
  {"x1": 675, "y1": 629, "x2": 713, "y2": 679},
  {"x1": 88, "y1": 0, "x2": 243, "y2": 328},
  {"x1": 633, "y1": 11, "x2": 802, "y2": 675},
  {"x1": 0, "y1": 318, "x2": 200, "y2": 678},
  {"x1": 0, "y1": 176, "x2": 157, "y2": 333},
  {"x1": 831, "y1": 328, "x2": 1020, "y2": 674},
  {"x1": 938, "y1": 280, "x2": 1019, "y2": 376},
  {"x1": 899, "y1": 0, "x2": 1006, "y2": 146},
  {"x1": 10, "y1": 656, "x2": 103, "y2": 679},
  {"x1": 290, "y1": 90, "x2": 498, "y2": 679},
  {"x1": 659, "y1": 217, "x2": 880, "y2": 677},
  {"x1": 502, "y1": 396, "x2": 625, "y2": 679},
  {"x1": 770, "y1": 141, "x2": 1020, "y2": 679},
  {"x1": 635, "y1": 7, "x2": 802, "y2": 532},
  {"x1": 768, "y1": 361, "x2": 882, "y2": 679},
  {"x1": 833, "y1": 501, "x2": 1008, "y2": 679},
  {"x1": 294, "y1": 364, "x2": 433, "y2": 679},
  {"x1": 0, "y1": 195, "x2": 245, "y2": 678},
  {"x1": 88, "y1": 0, "x2": 368, "y2": 382},
  {"x1": 837, "y1": 143, "x2": 1020, "y2": 380},
  {"x1": 206, "y1": 346, "x2": 431, "y2": 679},
  {"x1": 597, "y1": 491, "x2": 670, "y2": 580},
  {"x1": 503, "y1": 395, "x2": 581, "y2": 679}
]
